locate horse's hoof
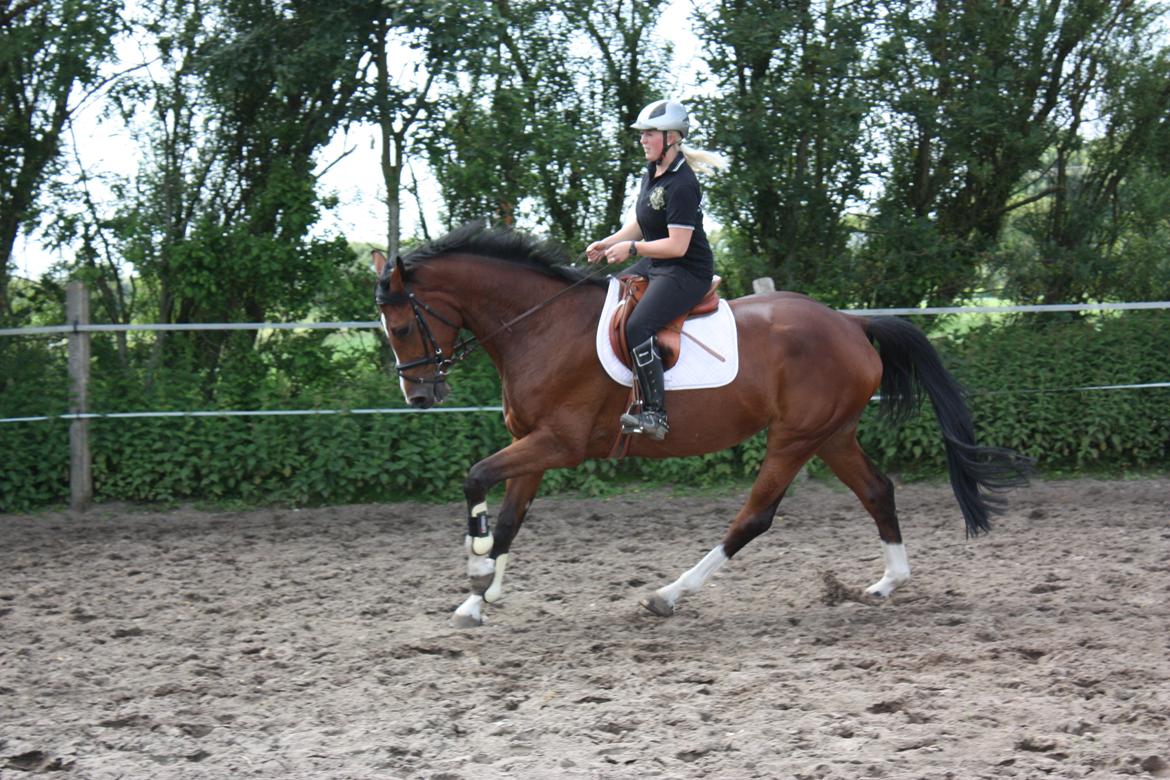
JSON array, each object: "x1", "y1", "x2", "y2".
[
  {"x1": 450, "y1": 612, "x2": 483, "y2": 629},
  {"x1": 640, "y1": 593, "x2": 675, "y2": 617}
]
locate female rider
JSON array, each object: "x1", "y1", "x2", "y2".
[{"x1": 586, "y1": 99, "x2": 722, "y2": 440}]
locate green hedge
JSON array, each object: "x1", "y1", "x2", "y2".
[
  {"x1": 2, "y1": 312, "x2": 1168, "y2": 513},
  {"x1": 855, "y1": 312, "x2": 1170, "y2": 474}
]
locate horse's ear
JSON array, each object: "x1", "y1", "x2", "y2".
[
  {"x1": 388, "y1": 255, "x2": 407, "y2": 293},
  {"x1": 371, "y1": 249, "x2": 387, "y2": 277}
]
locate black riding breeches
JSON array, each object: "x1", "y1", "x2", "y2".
[{"x1": 624, "y1": 261, "x2": 713, "y2": 348}]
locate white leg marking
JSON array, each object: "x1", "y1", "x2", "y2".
[
  {"x1": 454, "y1": 594, "x2": 485, "y2": 624},
  {"x1": 483, "y1": 553, "x2": 509, "y2": 603},
  {"x1": 655, "y1": 546, "x2": 729, "y2": 610},
  {"x1": 865, "y1": 542, "x2": 911, "y2": 598}
]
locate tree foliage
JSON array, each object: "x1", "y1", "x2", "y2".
[
  {"x1": 994, "y1": 30, "x2": 1170, "y2": 305},
  {"x1": 90, "y1": 0, "x2": 370, "y2": 391},
  {"x1": 858, "y1": 0, "x2": 1164, "y2": 306},
  {"x1": 350, "y1": 0, "x2": 491, "y2": 258},
  {"x1": 0, "y1": 0, "x2": 120, "y2": 323},
  {"x1": 9, "y1": 0, "x2": 1169, "y2": 316},
  {"x1": 426, "y1": 0, "x2": 672, "y2": 248},
  {"x1": 697, "y1": 0, "x2": 878, "y2": 302}
]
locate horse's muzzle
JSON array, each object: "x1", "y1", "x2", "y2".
[{"x1": 406, "y1": 381, "x2": 450, "y2": 409}]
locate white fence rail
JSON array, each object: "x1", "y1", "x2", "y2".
[
  {"x1": 3, "y1": 300, "x2": 1169, "y2": 338},
  {"x1": 4, "y1": 406, "x2": 507, "y2": 424},
  {"x1": 0, "y1": 321, "x2": 379, "y2": 337}
]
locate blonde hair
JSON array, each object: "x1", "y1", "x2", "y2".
[{"x1": 680, "y1": 143, "x2": 726, "y2": 176}]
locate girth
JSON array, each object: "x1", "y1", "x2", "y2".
[{"x1": 608, "y1": 274, "x2": 722, "y2": 369}]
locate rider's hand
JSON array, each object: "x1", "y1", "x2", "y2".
[
  {"x1": 585, "y1": 241, "x2": 608, "y2": 264},
  {"x1": 603, "y1": 242, "x2": 629, "y2": 265}
]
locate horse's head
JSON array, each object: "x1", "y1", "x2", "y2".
[{"x1": 373, "y1": 250, "x2": 458, "y2": 409}]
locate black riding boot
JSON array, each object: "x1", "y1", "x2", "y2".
[{"x1": 620, "y1": 336, "x2": 669, "y2": 440}]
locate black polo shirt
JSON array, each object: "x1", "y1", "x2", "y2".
[{"x1": 634, "y1": 155, "x2": 714, "y2": 281}]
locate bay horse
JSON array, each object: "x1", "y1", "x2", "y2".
[{"x1": 373, "y1": 222, "x2": 1030, "y2": 627}]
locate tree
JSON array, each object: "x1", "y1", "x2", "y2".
[
  {"x1": 553, "y1": 0, "x2": 672, "y2": 239},
  {"x1": 427, "y1": 0, "x2": 672, "y2": 249},
  {"x1": 355, "y1": 0, "x2": 486, "y2": 259},
  {"x1": 999, "y1": 30, "x2": 1170, "y2": 305},
  {"x1": 860, "y1": 0, "x2": 1157, "y2": 306},
  {"x1": 696, "y1": 0, "x2": 878, "y2": 301},
  {"x1": 99, "y1": 0, "x2": 369, "y2": 390},
  {"x1": 0, "y1": 0, "x2": 120, "y2": 322}
]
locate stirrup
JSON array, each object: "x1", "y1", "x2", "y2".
[{"x1": 619, "y1": 407, "x2": 669, "y2": 440}]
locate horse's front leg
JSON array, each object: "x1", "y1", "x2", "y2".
[
  {"x1": 451, "y1": 432, "x2": 575, "y2": 627},
  {"x1": 453, "y1": 472, "x2": 543, "y2": 628}
]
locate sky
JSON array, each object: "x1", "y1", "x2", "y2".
[{"x1": 14, "y1": 0, "x2": 706, "y2": 279}]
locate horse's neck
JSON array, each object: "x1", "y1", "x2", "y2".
[{"x1": 447, "y1": 264, "x2": 604, "y2": 367}]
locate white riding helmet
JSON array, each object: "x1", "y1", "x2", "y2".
[{"x1": 631, "y1": 100, "x2": 690, "y2": 138}]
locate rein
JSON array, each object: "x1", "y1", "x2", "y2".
[{"x1": 386, "y1": 255, "x2": 610, "y2": 385}]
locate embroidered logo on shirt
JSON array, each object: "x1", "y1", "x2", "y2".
[{"x1": 649, "y1": 186, "x2": 666, "y2": 210}]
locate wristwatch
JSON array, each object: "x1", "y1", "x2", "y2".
[{"x1": 628, "y1": 240, "x2": 637, "y2": 257}]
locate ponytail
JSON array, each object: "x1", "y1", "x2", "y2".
[{"x1": 680, "y1": 144, "x2": 727, "y2": 176}]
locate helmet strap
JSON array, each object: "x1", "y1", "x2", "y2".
[{"x1": 656, "y1": 130, "x2": 681, "y2": 167}]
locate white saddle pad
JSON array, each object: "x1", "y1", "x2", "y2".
[{"x1": 594, "y1": 277, "x2": 739, "y2": 390}]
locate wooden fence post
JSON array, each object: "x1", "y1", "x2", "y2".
[{"x1": 67, "y1": 281, "x2": 92, "y2": 512}]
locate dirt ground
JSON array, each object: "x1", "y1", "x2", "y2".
[{"x1": 1, "y1": 476, "x2": 1168, "y2": 779}]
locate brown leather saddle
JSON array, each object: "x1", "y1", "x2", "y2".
[{"x1": 608, "y1": 274, "x2": 723, "y2": 370}]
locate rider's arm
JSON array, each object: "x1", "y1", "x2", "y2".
[
  {"x1": 598, "y1": 224, "x2": 692, "y2": 264},
  {"x1": 627, "y1": 227, "x2": 693, "y2": 260}
]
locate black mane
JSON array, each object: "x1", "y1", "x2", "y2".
[{"x1": 401, "y1": 220, "x2": 605, "y2": 287}]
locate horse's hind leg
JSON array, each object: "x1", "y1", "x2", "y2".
[
  {"x1": 816, "y1": 429, "x2": 909, "y2": 597},
  {"x1": 642, "y1": 442, "x2": 812, "y2": 617}
]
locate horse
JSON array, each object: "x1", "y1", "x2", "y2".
[{"x1": 373, "y1": 222, "x2": 1031, "y2": 627}]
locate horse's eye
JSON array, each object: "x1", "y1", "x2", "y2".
[{"x1": 392, "y1": 324, "x2": 411, "y2": 339}]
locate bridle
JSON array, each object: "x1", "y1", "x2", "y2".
[
  {"x1": 377, "y1": 254, "x2": 608, "y2": 386},
  {"x1": 379, "y1": 287, "x2": 465, "y2": 386}
]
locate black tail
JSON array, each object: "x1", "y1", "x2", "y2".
[{"x1": 864, "y1": 316, "x2": 1033, "y2": 536}]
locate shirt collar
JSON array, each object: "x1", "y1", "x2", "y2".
[{"x1": 646, "y1": 153, "x2": 688, "y2": 177}]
